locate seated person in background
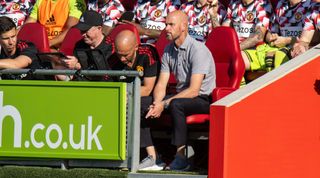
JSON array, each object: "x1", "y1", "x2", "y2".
[
  {"x1": 25, "y1": 0, "x2": 86, "y2": 49},
  {"x1": 125, "y1": 0, "x2": 181, "y2": 44},
  {"x1": 180, "y1": 0, "x2": 226, "y2": 42},
  {"x1": 243, "y1": 0, "x2": 312, "y2": 72},
  {"x1": 87, "y1": 0, "x2": 125, "y2": 36},
  {"x1": 291, "y1": 0, "x2": 320, "y2": 58},
  {"x1": 108, "y1": 30, "x2": 162, "y2": 171},
  {"x1": 0, "y1": 0, "x2": 34, "y2": 28},
  {"x1": 222, "y1": 0, "x2": 272, "y2": 70},
  {"x1": 146, "y1": 10, "x2": 215, "y2": 171},
  {"x1": 0, "y1": 16, "x2": 38, "y2": 79},
  {"x1": 57, "y1": 10, "x2": 112, "y2": 81}
]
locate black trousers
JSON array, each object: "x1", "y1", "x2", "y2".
[
  {"x1": 140, "y1": 95, "x2": 210, "y2": 148},
  {"x1": 169, "y1": 96, "x2": 210, "y2": 146},
  {"x1": 140, "y1": 96, "x2": 154, "y2": 148}
]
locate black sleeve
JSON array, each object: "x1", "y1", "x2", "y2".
[
  {"x1": 17, "y1": 41, "x2": 38, "y2": 62},
  {"x1": 143, "y1": 55, "x2": 159, "y2": 78}
]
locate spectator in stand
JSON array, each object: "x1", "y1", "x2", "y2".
[
  {"x1": 180, "y1": 0, "x2": 226, "y2": 42},
  {"x1": 222, "y1": 0, "x2": 272, "y2": 70},
  {"x1": 146, "y1": 10, "x2": 215, "y2": 171},
  {"x1": 242, "y1": 0, "x2": 312, "y2": 72},
  {"x1": 291, "y1": 0, "x2": 320, "y2": 58},
  {"x1": 25, "y1": 0, "x2": 86, "y2": 49},
  {"x1": 108, "y1": 30, "x2": 162, "y2": 170},
  {"x1": 57, "y1": 10, "x2": 112, "y2": 81},
  {"x1": 0, "y1": 0, "x2": 34, "y2": 28},
  {"x1": 124, "y1": 0, "x2": 181, "y2": 44},
  {"x1": 87, "y1": 0, "x2": 125, "y2": 36},
  {"x1": 0, "y1": 16, "x2": 38, "y2": 79}
]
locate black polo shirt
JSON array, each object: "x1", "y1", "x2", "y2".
[
  {"x1": 108, "y1": 44, "x2": 160, "y2": 83},
  {"x1": 0, "y1": 40, "x2": 38, "y2": 79}
]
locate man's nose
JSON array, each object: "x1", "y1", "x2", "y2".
[{"x1": 8, "y1": 37, "x2": 14, "y2": 44}]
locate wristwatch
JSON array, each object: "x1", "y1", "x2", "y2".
[{"x1": 163, "y1": 100, "x2": 169, "y2": 109}]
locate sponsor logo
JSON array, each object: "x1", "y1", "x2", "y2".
[
  {"x1": 136, "y1": 65, "x2": 144, "y2": 72},
  {"x1": 46, "y1": 15, "x2": 56, "y2": 25},
  {"x1": 0, "y1": 91, "x2": 103, "y2": 151},
  {"x1": 198, "y1": 15, "x2": 206, "y2": 26},
  {"x1": 246, "y1": 11, "x2": 254, "y2": 22},
  {"x1": 295, "y1": 12, "x2": 303, "y2": 21},
  {"x1": 154, "y1": 9, "x2": 162, "y2": 18},
  {"x1": 12, "y1": 3, "x2": 20, "y2": 11}
]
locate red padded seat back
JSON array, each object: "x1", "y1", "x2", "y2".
[
  {"x1": 59, "y1": 27, "x2": 83, "y2": 55},
  {"x1": 154, "y1": 30, "x2": 170, "y2": 60},
  {"x1": 17, "y1": 22, "x2": 50, "y2": 53},
  {"x1": 205, "y1": 26, "x2": 245, "y2": 90}
]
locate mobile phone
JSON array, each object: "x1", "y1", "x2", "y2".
[
  {"x1": 37, "y1": 52, "x2": 68, "y2": 58},
  {"x1": 37, "y1": 52, "x2": 68, "y2": 63}
]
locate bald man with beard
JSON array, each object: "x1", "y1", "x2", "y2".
[
  {"x1": 145, "y1": 10, "x2": 215, "y2": 171},
  {"x1": 108, "y1": 30, "x2": 163, "y2": 171}
]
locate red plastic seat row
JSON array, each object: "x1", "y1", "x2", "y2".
[{"x1": 59, "y1": 23, "x2": 140, "y2": 55}]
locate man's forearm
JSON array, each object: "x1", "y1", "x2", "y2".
[
  {"x1": 153, "y1": 85, "x2": 167, "y2": 103},
  {"x1": 240, "y1": 27, "x2": 265, "y2": 50},
  {"x1": 141, "y1": 86, "x2": 152, "y2": 97},
  {"x1": 0, "y1": 60, "x2": 19, "y2": 69},
  {"x1": 165, "y1": 87, "x2": 199, "y2": 104},
  {"x1": 143, "y1": 28, "x2": 162, "y2": 38}
]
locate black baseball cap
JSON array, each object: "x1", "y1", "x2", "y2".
[{"x1": 75, "y1": 10, "x2": 103, "y2": 32}]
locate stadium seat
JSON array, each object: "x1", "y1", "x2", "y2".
[
  {"x1": 59, "y1": 27, "x2": 83, "y2": 55},
  {"x1": 186, "y1": 26, "x2": 245, "y2": 124},
  {"x1": 154, "y1": 30, "x2": 170, "y2": 59},
  {"x1": 17, "y1": 22, "x2": 50, "y2": 53}
]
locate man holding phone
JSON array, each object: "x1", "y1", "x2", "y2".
[{"x1": 60, "y1": 10, "x2": 113, "y2": 81}]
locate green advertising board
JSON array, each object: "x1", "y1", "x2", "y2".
[{"x1": 0, "y1": 80, "x2": 126, "y2": 160}]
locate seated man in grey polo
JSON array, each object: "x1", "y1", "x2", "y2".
[{"x1": 145, "y1": 10, "x2": 216, "y2": 171}]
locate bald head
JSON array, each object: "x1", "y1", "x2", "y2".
[
  {"x1": 165, "y1": 10, "x2": 188, "y2": 44},
  {"x1": 115, "y1": 30, "x2": 137, "y2": 52},
  {"x1": 115, "y1": 30, "x2": 139, "y2": 65},
  {"x1": 167, "y1": 10, "x2": 188, "y2": 29}
]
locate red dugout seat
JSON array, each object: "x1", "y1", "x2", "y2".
[
  {"x1": 17, "y1": 22, "x2": 50, "y2": 53},
  {"x1": 59, "y1": 27, "x2": 83, "y2": 55},
  {"x1": 186, "y1": 26, "x2": 245, "y2": 124},
  {"x1": 154, "y1": 30, "x2": 170, "y2": 59}
]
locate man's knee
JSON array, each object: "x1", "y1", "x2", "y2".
[{"x1": 168, "y1": 98, "x2": 184, "y2": 112}]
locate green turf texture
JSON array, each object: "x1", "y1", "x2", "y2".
[{"x1": 0, "y1": 166, "x2": 127, "y2": 178}]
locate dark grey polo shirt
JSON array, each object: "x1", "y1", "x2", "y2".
[{"x1": 161, "y1": 35, "x2": 216, "y2": 95}]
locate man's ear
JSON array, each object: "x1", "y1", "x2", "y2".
[
  {"x1": 181, "y1": 22, "x2": 187, "y2": 32},
  {"x1": 97, "y1": 25, "x2": 103, "y2": 31},
  {"x1": 134, "y1": 43, "x2": 139, "y2": 51}
]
